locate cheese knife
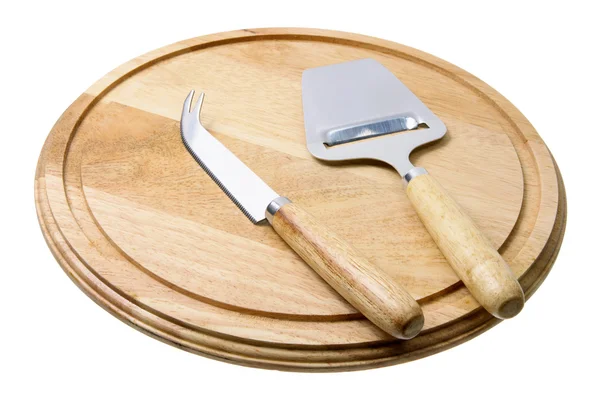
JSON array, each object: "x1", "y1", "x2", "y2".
[{"x1": 180, "y1": 90, "x2": 424, "y2": 339}]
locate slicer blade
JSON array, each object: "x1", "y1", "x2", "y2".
[
  {"x1": 324, "y1": 116, "x2": 422, "y2": 147},
  {"x1": 301, "y1": 58, "x2": 446, "y2": 176}
]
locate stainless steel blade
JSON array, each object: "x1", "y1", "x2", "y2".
[
  {"x1": 180, "y1": 90, "x2": 278, "y2": 223},
  {"x1": 302, "y1": 58, "x2": 446, "y2": 176},
  {"x1": 324, "y1": 116, "x2": 420, "y2": 147}
]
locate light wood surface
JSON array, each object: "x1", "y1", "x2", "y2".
[
  {"x1": 272, "y1": 202, "x2": 423, "y2": 339},
  {"x1": 35, "y1": 28, "x2": 564, "y2": 370},
  {"x1": 406, "y1": 173, "x2": 525, "y2": 318}
]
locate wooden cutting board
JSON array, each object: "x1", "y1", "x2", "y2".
[{"x1": 35, "y1": 28, "x2": 565, "y2": 371}]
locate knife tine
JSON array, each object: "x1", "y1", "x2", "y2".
[
  {"x1": 183, "y1": 89, "x2": 195, "y2": 114},
  {"x1": 192, "y1": 92, "x2": 205, "y2": 120}
]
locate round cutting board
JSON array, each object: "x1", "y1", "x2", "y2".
[{"x1": 36, "y1": 28, "x2": 565, "y2": 371}]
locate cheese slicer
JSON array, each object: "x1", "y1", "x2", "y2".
[{"x1": 302, "y1": 58, "x2": 525, "y2": 319}]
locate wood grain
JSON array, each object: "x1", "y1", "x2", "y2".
[
  {"x1": 34, "y1": 28, "x2": 564, "y2": 370},
  {"x1": 406, "y1": 173, "x2": 524, "y2": 318},
  {"x1": 272, "y1": 202, "x2": 423, "y2": 339}
]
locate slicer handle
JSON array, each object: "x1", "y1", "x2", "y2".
[
  {"x1": 268, "y1": 198, "x2": 423, "y2": 339},
  {"x1": 405, "y1": 170, "x2": 525, "y2": 319}
]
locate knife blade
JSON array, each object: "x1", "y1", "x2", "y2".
[
  {"x1": 180, "y1": 90, "x2": 424, "y2": 339},
  {"x1": 181, "y1": 91, "x2": 278, "y2": 223}
]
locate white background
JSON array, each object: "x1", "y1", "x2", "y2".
[{"x1": 2, "y1": 0, "x2": 598, "y2": 398}]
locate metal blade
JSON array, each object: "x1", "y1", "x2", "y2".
[
  {"x1": 180, "y1": 90, "x2": 279, "y2": 223},
  {"x1": 302, "y1": 59, "x2": 446, "y2": 176},
  {"x1": 324, "y1": 116, "x2": 420, "y2": 146}
]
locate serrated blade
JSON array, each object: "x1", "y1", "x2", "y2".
[{"x1": 180, "y1": 90, "x2": 278, "y2": 223}]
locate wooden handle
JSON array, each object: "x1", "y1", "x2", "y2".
[
  {"x1": 406, "y1": 173, "x2": 525, "y2": 319},
  {"x1": 271, "y1": 202, "x2": 424, "y2": 339}
]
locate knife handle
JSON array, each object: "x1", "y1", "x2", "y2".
[
  {"x1": 267, "y1": 198, "x2": 423, "y2": 339},
  {"x1": 404, "y1": 168, "x2": 525, "y2": 319}
]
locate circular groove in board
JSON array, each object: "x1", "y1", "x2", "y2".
[{"x1": 35, "y1": 28, "x2": 564, "y2": 370}]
